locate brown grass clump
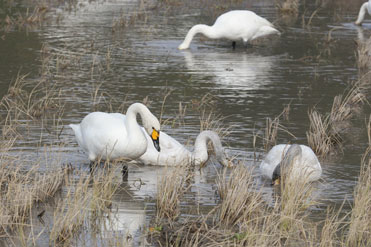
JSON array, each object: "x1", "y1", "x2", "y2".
[
  {"x1": 356, "y1": 36, "x2": 371, "y2": 72},
  {"x1": 264, "y1": 117, "x2": 280, "y2": 152},
  {"x1": 149, "y1": 163, "x2": 271, "y2": 246},
  {"x1": 49, "y1": 172, "x2": 91, "y2": 246},
  {"x1": 319, "y1": 206, "x2": 347, "y2": 247},
  {"x1": 306, "y1": 109, "x2": 342, "y2": 157},
  {"x1": 307, "y1": 79, "x2": 367, "y2": 157},
  {"x1": 346, "y1": 117, "x2": 371, "y2": 246},
  {"x1": 276, "y1": 0, "x2": 299, "y2": 14},
  {"x1": 89, "y1": 162, "x2": 121, "y2": 229},
  {"x1": 0, "y1": 165, "x2": 67, "y2": 237},
  {"x1": 217, "y1": 164, "x2": 264, "y2": 227},
  {"x1": 278, "y1": 166, "x2": 317, "y2": 238},
  {"x1": 156, "y1": 165, "x2": 190, "y2": 221},
  {"x1": 330, "y1": 83, "x2": 366, "y2": 124},
  {"x1": 2, "y1": 5, "x2": 49, "y2": 31},
  {"x1": 1, "y1": 73, "x2": 64, "y2": 120},
  {"x1": 263, "y1": 115, "x2": 294, "y2": 152}
]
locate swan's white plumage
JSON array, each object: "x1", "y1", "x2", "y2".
[
  {"x1": 259, "y1": 144, "x2": 322, "y2": 182},
  {"x1": 178, "y1": 10, "x2": 280, "y2": 49},
  {"x1": 356, "y1": 0, "x2": 371, "y2": 25},
  {"x1": 138, "y1": 130, "x2": 227, "y2": 166},
  {"x1": 69, "y1": 103, "x2": 160, "y2": 161}
]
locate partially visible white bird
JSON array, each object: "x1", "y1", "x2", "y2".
[
  {"x1": 138, "y1": 130, "x2": 228, "y2": 167},
  {"x1": 259, "y1": 144, "x2": 322, "y2": 185},
  {"x1": 178, "y1": 10, "x2": 280, "y2": 50},
  {"x1": 355, "y1": 0, "x2": 371, "y2": 25},
  {"x1": 69, "y1": 103, "x2": 160, "y2": 162}
]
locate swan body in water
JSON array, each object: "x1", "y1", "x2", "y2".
[
  {"x1": 138, "y1": 130, "x2": 228, "y2": 167},
  {"x1": 355, "y1": 0, "x2": 371, "y2": 25},
  {"x1": 259, "y1": 144, "x2": 322, "y2": 185},
  {"x1": 69, "y1": 103, "x2": 160, "y2": 162},
  {"x1": 178, "y1": 10, "x2": 280, "y2": 50}
]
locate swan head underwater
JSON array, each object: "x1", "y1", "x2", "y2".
[{"x1": 259, "y1": 144, "x2": 322, "y2": 186}]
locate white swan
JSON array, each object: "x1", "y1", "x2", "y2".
[
  {"x1": 69, "y1": 103, "x2": 160, "y2": 161},
  {"x1": 178, "y1": 10, "x2": 280, "y2": 50},
  {"x1": 259, "y1": 144, "x2": 322, "y2": 185},
  {"x1": 355, "y1": 0, "x2": 371, "y2": 25},
  {"x1": 138, "y1": 130, "x2": 228, "y2": 167}
]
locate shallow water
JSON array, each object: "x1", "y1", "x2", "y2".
[{"x1": 0, "y1": 0, "x2": 370, "y2": 245}]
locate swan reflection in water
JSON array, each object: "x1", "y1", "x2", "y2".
[{"x1": 182, "y1": 50, "x2": 279, "y2": 89}]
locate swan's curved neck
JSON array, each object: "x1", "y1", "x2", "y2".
[
  {"x1": 356, "y1": 2, "x2": 369, "y2": 25},
  {"x1": 281, "y1": 144, "x2": 302, "y2": 170},
  {"x1": 125, "y1": 103, "x2": 151, "y2": 140},
  {"x1": 192, "y1": 131, "x2": 223, "y2": 165},
  {"x1": 179, "y1": 24, "x2": 218, "y2": 49}
]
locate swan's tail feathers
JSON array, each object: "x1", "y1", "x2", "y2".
[
  {"x1": 69, "y1": 123, "x2": 80, "y2": 134},
  {"x1": 253, "y1": 26, "x2": 281, "y2": 40},
  {"x1": 69, "y1": 124, "x2": 83, "y2": 145}
]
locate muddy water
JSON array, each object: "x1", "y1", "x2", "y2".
[{"x1": 1, "y1": 0, "x2": 370, "y2": 244}]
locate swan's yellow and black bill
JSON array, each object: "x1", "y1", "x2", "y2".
[
  {"x1": 151, "y1": 129, "x2": 160, "y2": 152},
  {"x1": 272, "y1": 178, "x2": 280, "y2": 186}
]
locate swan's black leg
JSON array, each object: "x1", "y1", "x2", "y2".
[
  {"x1": 122, "y1": 165, "x2": 128, "y2": 181},
  {"x1": 232, "y1": 41, "x2": 236, "y2": 50}
]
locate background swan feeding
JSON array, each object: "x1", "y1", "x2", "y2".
[
  {"x1": 355, "y1": 0, "x2": 371, "y2": 25},
  {"x1": 69, "y1": 103, "x2": 160, "y2": 162},
  {"x1": 178, "y1": 10, "x2": 280, "y2": 50},
  {"x1": 138, "y1": 130, "x2": 228, "y2": 167}
]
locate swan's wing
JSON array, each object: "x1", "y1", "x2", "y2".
[
  {"x1": 158, "y1": 131, "x2": 185, "y2": 150},
  {"x1": 139, "y1": 130, "x2": 190, "y2": 166},
  {"x1": 109, "y1": 113, "x2": 127, "y2": 121},
  {"x1": 297, "y1": 145, "x2": 322, "y2": 181},
  {"x1": 80, "y1": 112, "x2": 128, "y2": 160}
]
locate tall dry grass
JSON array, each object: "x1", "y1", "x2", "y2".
[
  {"x1": 263, "y1": 117, "x2": 280, "y2": 152},
  {"x1": 307, "y1": 78, "x2": 367, "y2": 157},
  {"x1": 156, "y1": 165, "x2": 191, "y2": 222},
  {"x1": 356, "y1": 36, "x2": 371, "y2": 72},
  {"x1": 306, "y1": 109, "x2": 341, "y2": 156},
  {"x1": 346, "y1": 116, "x2": 371, "y2": 247},
  {"x1": 0, "y1": 165, "x2": 67, "y2": 239},
  {"x1": 276, "y1": 0, "x2": 299, "y2": 14},
  {"x1": 217, "y1": 164, "x2": 264, "y2": 227}
]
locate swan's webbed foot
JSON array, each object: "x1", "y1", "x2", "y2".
[
  {"x1": 232, "y1": 41, "x2": 236, "y2": 50},
  {"x1": 122, "y1": 165, "x2": 128, "y2": 181}
]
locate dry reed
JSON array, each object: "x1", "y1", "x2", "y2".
[
  {"x1": 156, "y1": 165, "x2": 190, "y2": 221},
  {"x1": 0, "y1": 165, "x2": 67, "y2": 238},
  {"x1": 49, "y1": 172, "x2": 91, "y2": 246},
  {"x1": 276, "y1": 0, "x2": 299, "y2": 14},
  {"x1": 346, "y1": 116, "x2": 371, "y2": 246},
  {"x1": 306, "y1": 109, "x2": 341, "y2": 157},
  {"x1": 356, "y1": 36, "x2": 371, "y2": 72},
  {"x1": 217, "y1": 164, "x2": 264, "y2": 227}
]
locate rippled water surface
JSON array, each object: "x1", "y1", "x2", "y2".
[{"x1": 1, "y1": 0, "x2": 370, "y2": 245}]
